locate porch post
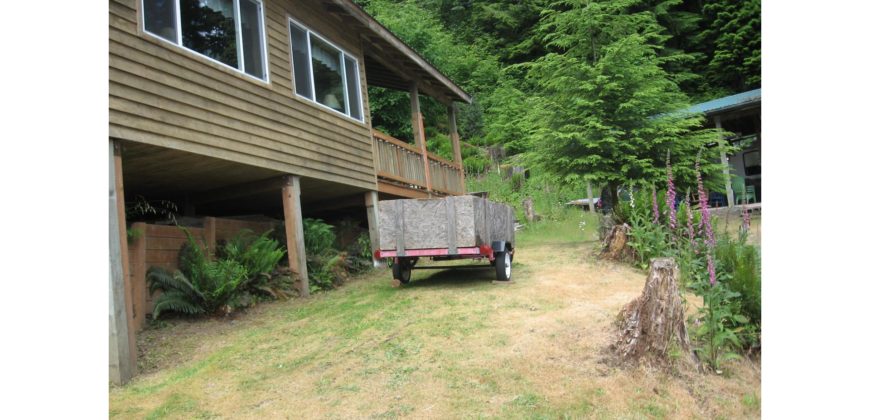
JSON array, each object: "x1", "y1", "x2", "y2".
[
  {"x1": 109, "y1": 140, "x2": 135, "y2": 384},
  {"x1": 410, "y1": 82, "x2": 433, "y2": 194},
  {"x1": 448, "y1": 102, "x2": 466, "y2": 193},
  {"x1": 282, "y1": 175, "x2": 309, "y2": 297},
  {"x1": 714, "y1": 116, "x2": 735, "y2": 207},
  {"x1": 364, "y1": 191, "x2": 383, "y2": 268}
]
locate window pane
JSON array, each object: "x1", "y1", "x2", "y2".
[
  {"x1": 143, "y1": 0, "x2": 178, "y2": 43},
  {"x1": 310, "y1": 36, "x2": 346, "y2": 113},
  {"x1": 344, "y1": 56, "x2": 362, "y2": 120},
  {"x1": 180, "y1": 0, "x2": 238, "y2": 68},
  {"x1": 289, "y1": 24, "x2": 312, "y2": 99},
  {"x1": 239, "y1": 0, "x2": 265, "y2": 79}
]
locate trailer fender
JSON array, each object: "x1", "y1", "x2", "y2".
[{"x1": 491, "y1": 241, "x2": 512, "y2": 254}]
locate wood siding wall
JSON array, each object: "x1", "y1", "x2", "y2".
[{"x1": 109, "y1": 0, "x2": 377, "y2": 190}]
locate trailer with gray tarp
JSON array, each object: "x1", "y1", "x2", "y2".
[{"x1": 373, "y1": 195, "x2": 516, "y2": 283}]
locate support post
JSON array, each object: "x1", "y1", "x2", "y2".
[
  {"x1": 109, "y1": 140, "x2": 135, "y2": 384},
  {"x1": 410, "y1": 82, "x2": 433, "y2": 194},
  {"x1": 282, "y1": 176, "x2": 309, "y2": 297},
  {"x1": 448, "y1": 102, "x2": 466, "y2": 193},
  {"x1": 364, "y1": 191, "x2": 383, "y2": 268},
  {"x1": 586, "y1": 181, "x2": 595, "y2": 212},
  {"x1": 203, "y1": 217, "x2": 217, "y2": 260},
  {"x1": 714, "y1": 116, "x2": 735, "y2": 207}
]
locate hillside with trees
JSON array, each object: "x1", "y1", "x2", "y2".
[{"x1": 356, "y1": 0, "x2": 760, "y2": 200}]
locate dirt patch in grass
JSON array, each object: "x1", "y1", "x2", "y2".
[{"x1": 111, "y1": 218, "x2": 759, "y2": 419}]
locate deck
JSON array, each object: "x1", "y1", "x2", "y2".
[{"x1": 372, "y1": 129, "x2": 464, "y2": 198}]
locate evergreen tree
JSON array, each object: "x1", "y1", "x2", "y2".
[
  {"x1": 523, "y1": 0, "x2": 726, "y2": 201},
  {"x1": 698, "y1": 0, "x2": 761, "y2": 95}
]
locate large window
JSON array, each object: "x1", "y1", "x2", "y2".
[
  {"x1": 288, "y1": 19, "x2": 364, "y2": 122},
  {"x1": 142, "y1": 0, "x2": 268, "y2": 81}
]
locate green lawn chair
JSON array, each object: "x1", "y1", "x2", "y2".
[{"x1": 732, "y1": 176, "x2": 756, "y2": 204}]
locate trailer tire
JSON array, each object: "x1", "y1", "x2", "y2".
[
  {"x1": 495, "y1": 252, "x2": 512, "y2": 281},
  {"x1": 393, "y1": 259, "x2": 412, "y2": 284}
]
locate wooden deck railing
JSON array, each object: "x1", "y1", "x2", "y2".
[
  {"x1": 373, "y1": 129, "x2": 463, "y2": 196},
  {"x1": 427, "y1": 154, "x2": 463, "y2": 195}
]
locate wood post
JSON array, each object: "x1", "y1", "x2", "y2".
[
  {"x1": 586, "y1": 181, "x2": 595, "y2": 212},
  {"x1": 109, "y1": 140, "x2": 135, "y2": 384},
  {"x1": 203, "y1": 217, "x2": 217, "y2": 260},
  {"x1": 410, "y1": 82, "x2": 433, "y2": 195},
  {"x1": 130, "y1": 222, "x2": 148, "y2": 332},
  {"x1": 282, "y1": 175, "x2": 309, "y2": 297},
  {"x1": 448, "y1": 102, "x2": 465, "y2": 193},
  {"x1": 714, "y1": 116, "x2": 735, "y2": 208},
  {"x1": 364, "y1": 191, "x2": 383, "y2": 268}
]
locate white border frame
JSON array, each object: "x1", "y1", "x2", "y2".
[
  {"x1": 287, "y1": 16, "x2": 365, "y2": 124},
  {"x1": 141, "y1": 0, "x2": 270, "y2": 84}
]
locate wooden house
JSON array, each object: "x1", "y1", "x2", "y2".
[
  {"x1": 108, "y1": 0, "x2": 471, "y2": 384},
  {"x1": 686, "y1": 89, "x2": 761, "y2": 206}
]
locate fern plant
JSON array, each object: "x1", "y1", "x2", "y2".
[{"x1": 147, "y1": 227, "x2": 250, "y2": 319}]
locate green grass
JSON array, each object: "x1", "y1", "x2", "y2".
[
  {"x1": 517, "y1": 209, "x2": 599, "y2": 246},
  {"x1": 111, "y1": 226, "x2": 758, "y2": 419}
]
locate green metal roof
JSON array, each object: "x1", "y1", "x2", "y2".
[{"x1": 686, "y1": 89, "x2": 761, "y2": 116}]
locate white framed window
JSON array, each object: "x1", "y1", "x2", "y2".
[
  {"x1": 142, "y1": 0, "x2": 269, "y2": 81},
  {"x1": 288, "y1": 18, "x2": 364, "y2": 122}
]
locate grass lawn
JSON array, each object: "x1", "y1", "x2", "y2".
[{"x1": 111, "y1": 210, "x2": 760, "y2": 419}]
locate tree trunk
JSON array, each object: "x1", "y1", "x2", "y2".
[
  {"x1": 614, "y1": 258, "x2": 695, "y2": 366},
  {"x1": 522, "y1": 197, "x2": 540, "y2": 222},
  {"x1": 601, "y1": 223, "x2": 631, "y2": 260}
]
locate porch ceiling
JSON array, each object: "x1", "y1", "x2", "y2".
[{"x1": 118, "y1": 141, "x2": 369, "y2": 216}]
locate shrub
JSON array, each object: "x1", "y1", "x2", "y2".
[
  {"x1": 715, "y1": 235, "x2": 761, "y2": 328},
  {"x1": 302, "y1": 218, "x2": 352, "y2": 293},
  {"x1": 148, "y1": 228, "x2": 250, "y2": 319},
  {"x1": 222, "y1": 229, "x2": 292, "y2": 300},
  {"x1": 467, "y1": 170, "x2": 583, "y2": 223},
  {"x1": 148, "y1": 228, "x2": 293, "y2": 319}
]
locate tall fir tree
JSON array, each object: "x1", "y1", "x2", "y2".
[{"x1": 523, "y1": 0, "x2": 727, "y2": 201}]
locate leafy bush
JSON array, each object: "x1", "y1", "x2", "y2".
[
  {"x1": 148, "y1": 228, "x2": 291, "y2": 319},
  {"x1": 715, "y1": 234, "x2": 762, "y2": 328},
  {"x1": 148, "y1": 228, "x2": 250, "y2": 319},
  {"x1": 222, "y1": 229, "x2": 292, "y2": 300},
  {"x1": 467, "y1": 170, "x2": 584, "y2": 224},
  {"x1": 303, "y1": 218, "x2": 351, "y2": 293}
]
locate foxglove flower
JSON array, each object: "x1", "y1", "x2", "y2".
[
  {"x1": 695, "y1": 153, "x2": 715, "y2": 248},
  {"x1": 706, "y1": 252, "x2": 717, "y2": 286},
  {"x1": 666, "y1": 153, "x2": 677, "y2": 230}
]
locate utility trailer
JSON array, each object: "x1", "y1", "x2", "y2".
[{"x1": 373, "y1": 195, "x2": 516, "y2": 283}]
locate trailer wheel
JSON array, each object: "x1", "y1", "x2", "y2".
[
  {"x1": 392, "y1": 259, "x2": 412, "y2": 284},
  {"x1": 495, "y1": 252, "x2": 511, "y2": 281}
]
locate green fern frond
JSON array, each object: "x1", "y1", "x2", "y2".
[
  {"x1": 146, "y1": 266, "x2": 204, "y2": 301},
  {"x1": 152, "y1": 291, "x2": 205, "y2": 319}
]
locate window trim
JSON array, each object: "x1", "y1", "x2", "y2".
[
  {"x1": 141, "y1": 0, "x2": 270, "y2": 83},
  {"x1": 288, "y1": 16, "x2": 365, "y2": 124}
]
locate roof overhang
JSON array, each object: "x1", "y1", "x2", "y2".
[
  {"x1": 320, "y1": 0, "x2": 472, "y2": 104},
  {"x1": 686, "y1": 88, "x2": 761, "y2": 117}
]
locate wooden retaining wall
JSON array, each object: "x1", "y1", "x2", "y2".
[{"x1": 127, "y1": 217, "x2": 276, "y2": 331}]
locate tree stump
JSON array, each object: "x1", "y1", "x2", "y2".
[
  {"x1": 522, "y1": 197, "x2": 541, "y2": 222},
  {"x1": 614, "y1": 258, "x2": 694, "y2": 366},
  {"x1": 601, "y1": 223, "x2": 631, "y2": 260}
]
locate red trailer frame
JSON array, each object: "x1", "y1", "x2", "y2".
[{"x1": 374, "y1": 244, "x2": 513, "y2": 284}]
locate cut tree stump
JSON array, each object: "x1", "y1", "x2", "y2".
[
  {"x1": 522, "y1": 197, "x2": 541, "y2": 222},
  {"x1": 614, "y1": 258, "x2": 695, "y2": 366},
  {"x1": 601, "y1": 223, "x2": 632, "y2": 260}
]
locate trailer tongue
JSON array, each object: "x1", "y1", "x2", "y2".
[{"x1": 373, "y1": 195, "x2": 516, "y2": 283}]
